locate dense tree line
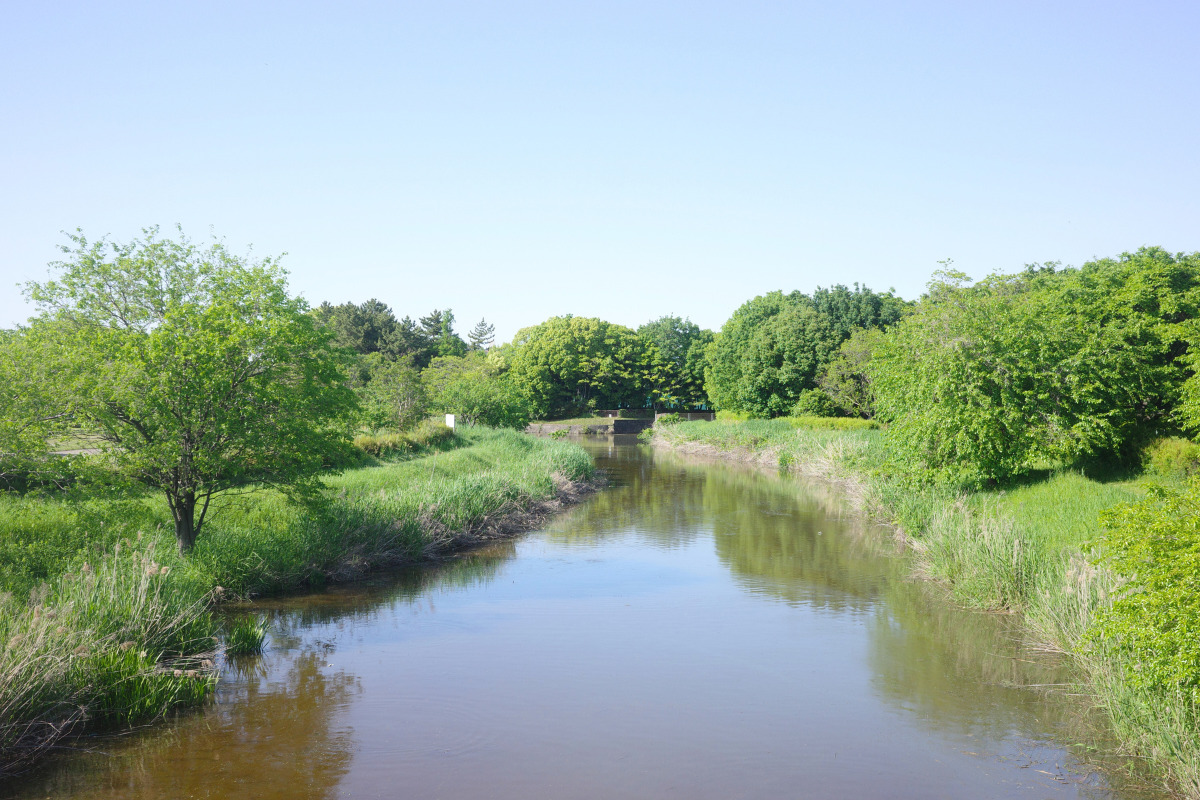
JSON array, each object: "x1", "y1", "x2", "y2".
[{"x1": 7, "y1": 225, "x2": 1198, "y2": 549}]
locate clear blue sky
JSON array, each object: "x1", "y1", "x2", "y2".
[{"x1": 3, "y1": 1, "x2": 1197, "y2": 343}]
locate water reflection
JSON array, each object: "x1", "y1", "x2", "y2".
[
  {"x1": 5, "y1": 645, "x2": 357, "y2": 800},
  {"x1": 2, "y1": 437, "x2": 1168, "y2": 800}
]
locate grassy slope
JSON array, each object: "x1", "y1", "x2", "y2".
[
  {"x1": 653, "y1": 419, "x2": 1199, "y2": 796},
  {"x1": 0, "y1": 428, "x2": 594, "y2": 775}
]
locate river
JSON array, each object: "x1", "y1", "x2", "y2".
[{"x1": 1, "y1": 437, "x2": 1164, "y2": 799}]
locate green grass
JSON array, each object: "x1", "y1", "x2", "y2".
[
  {"x1": 225, "y1": 615, "x2": 267, "y2": 656},
  {"x1": 0, "y1": 427, "x2": 594, "y2": 775},
  {"x1": 651, "y1": 419, "x2": 1200, "y2": 796}
]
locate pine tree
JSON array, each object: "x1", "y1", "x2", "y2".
[{"x1": 468, "y1": 318, "x2": 496, "y2": 351}]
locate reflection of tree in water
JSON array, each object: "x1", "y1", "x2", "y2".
[
  {"x1": 866, "y1": 586, "x2": 1169, "y2": 798},
  {"x1": 7, "y1": 647, "x2": 358, "y2": 800},
  {"x1": 693, "y1": 453, "x2": 903, "y2": 614},
  {"x1": 261, "y1": 545, "x2": 515, "y2": 637},
  {"x1": 543, "y1": 451, "x2": 710, "y2": 549}
]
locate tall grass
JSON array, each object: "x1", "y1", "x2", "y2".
[
  {"x1": 0, "y1": 427, "x2": 594, "y2": 775},
  {"x1": 652, "y1": 419, "x2": 1200, "y2": 796},
  {"x1": 0, "y1": 542, "x2": 218, "y2": 774}
]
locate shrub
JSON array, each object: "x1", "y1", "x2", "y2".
[
  {"x1": 1089, "y1": 482, "x2": 1200, "y2": 706},
  {"x1": 781, "y1": 415, "x2": 880, "y2": 431},
  {"x1": 1143, "y1": 437, "x2": 1200, "y2": 482},
  {"x1": 353, "y1": 419, "x2": 457, "y2": 458},
  {"x1": 790, "y1": 388, "x2": 838, "y2": 417},
  {"x1": 654, "y1": 413, "x2": 682, "y2": 426}
]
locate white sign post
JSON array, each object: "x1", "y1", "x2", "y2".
[{"x1": 445, "y1": 413, "x2": 456, "y2": 429}]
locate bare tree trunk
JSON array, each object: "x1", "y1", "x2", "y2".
[{"x1": 172, "y1": 492, "x2": 198, "y2": 554}]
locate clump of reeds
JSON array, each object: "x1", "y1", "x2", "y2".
[
  {"x1": 225, "y1": 615, "x2": 267, "y2": 656},
  {"x1": 0, "y1": 543, "x2": 218, "y2": 775}
]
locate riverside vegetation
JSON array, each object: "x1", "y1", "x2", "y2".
[
  {"x1": 0, "y1": 425, "x2": 594, "y2": 774},
  {"x1": 651, "y1": 418, "x2": 1200, "y2": 796},
  {"x1": 6, "y1": 225, "x2": 1200, "y2": 792}
]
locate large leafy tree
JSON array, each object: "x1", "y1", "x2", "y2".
[
  {"x1": 507, "y1": 316, "x2": 655, "y2": 418},
  {"x1": 423, "y1": 352, "x2": 531, "y2": 429},
  {"x1": 705, "y1": 285, "x2": 906, "y2": 416},
  {"x1": 637, "y1": 316, "x2": 714, "y2": 409},
  {"x1": 24, "y1": 227, "x2": 357, "y2": 552}
]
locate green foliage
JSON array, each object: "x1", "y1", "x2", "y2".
[
  {"x1": 352, "y1": 418, "x2": 458, "y2": 457},
  {"x1": 637, "y1": 316, "x2": 714, "y2": 408},
  {"x1": 654, "y1": 413, "x2": 683, "y2": 426},
  {"x1": 359, "y1": 356, "x2": 429, "y2": 431},
  {"x1": 311, "y1": 298, "x2": 404, "y2": 359},
  {"x1": 818, "y1": 328, "x2": 884, "y2": 418},
  {"x1": 872, "y1": 250, "x2": 1200, "y2": 486},
  {"x1": 225, "y1": 615, "x2": 267, "y2": 656},
  {"x1": 715, "y1": 409, "x2": 758, "y2": 422},
  {"x1": 423, "y1": 352, "x2": 532, "y2": 429},
  {"x1": 1143, "y1": 437, "x2": 1200, "y2": 482},
  {"x1": 507, "y1": 316, "x2": 655, "y2": 418},
  {"x1": 791, "y1": 388, "x2": 838, "y2": 417},
  {"x1": 1091, "y1": 483, "x2": 1200, "y2": 706},
  {"x1": 22, "y1": 227, "x2": 359, "y2": 552},
  {"x1": 419, "y1": 309, "x2": 468, "y2": 359},
  {"x1": 0, "y1": 542, "x2": 219, "y2": 773},
  {"x1": 705, "y1": 285, "x2": 907, "y2": 417},
  {"x1": 467, "y1": 318, "x2": 496, "y2": 351},
  {"x1": 781, "y1": 415, "x2": 880, "y2": 431}
]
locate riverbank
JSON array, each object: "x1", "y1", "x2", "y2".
[
  {"x1": 0, "y1": 428, "x2": 598, "y2": 776},
  {"x1": 651, "y1": 419, "x2": 1200, "y2": 797}
]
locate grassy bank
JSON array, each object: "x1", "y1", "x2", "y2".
[
  {"x1": 0, "y1": 427, "x2": 595, "y2": 775},
  {"x1": 652, "y1": 419, "x2": 1200, "y2": 796}
]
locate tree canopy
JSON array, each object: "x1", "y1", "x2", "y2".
[
  {"x1": 507, "y1": 316, "x2": 655, "y2": 419},
  {"x1": 705, "y1": 285, "x2": 907, "y2": 416},
  {"x1": 637, "y1": 316, "x2": 714, "y2": 409},
  {"x1": 870, "y1": 249, "x2": 1200, "y2": 485},
  {"x1": 23, "y1": 227, "x2": 357, "y2": 552}
]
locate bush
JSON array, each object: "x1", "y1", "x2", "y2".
[
  {"x1": 1089, "y1": 482, "x2": 1200, "y2": 706},
  {"x1": 715, "y1": 409, "x2": 757, "y2": 422},
  {"x1": 790, "y1": 388, "x2": 838, "y2": 417},
  {"x1": 1144, "y1": 437, "x2": 1200, "y2": 482},
  {"x1": 654, "y1": 413, "x2": 682, "y2": 426},
  {"x1": 353, "y1": 419, "x2": 457, "y2": 458}
]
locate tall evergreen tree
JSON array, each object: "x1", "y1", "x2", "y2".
[{"x1": 468, "y1": 318, "x2": 496, "y2": 351}]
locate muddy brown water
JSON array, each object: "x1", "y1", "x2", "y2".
[{"x1": 2, "y1": 437, "x2": 1167, "y2": 800}]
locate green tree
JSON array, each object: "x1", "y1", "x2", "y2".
[
  {"x1": 0, "y1": 327, "x2": 70, "y2": 486},
  {"x1": 467, "y1": 318, "x2": 496, "y2": 351},
  {"x1": 423, "y1": 352, "x2": 530, "y2": 429},
  {"x1": 507, "y1": 316, "x2": 655, "y2": 418},
  {"x1": 360, "y1": 356, "x2": 428, "y2": 431},
  {"x1": 312, "y1": 298, "x2": 399, "y2": 356},
  {"x1": 705, "y1": 285, "x2": 907, "y2": 416},
  {"x1": 23, "y1": 227, "x2": 357, "y2": 553},
  {"x1": 871, "y1": 249, "x2": 1200, "y2": 485},
  {"x1": 419, "y1": 309, "x2": 467, "y2": 358},
  {"x1": 637, "y1": 316, "x2": 714, "y2": 408},
  {"x1": 818, "y1": 328, "x2": 885, "y2": 418}
]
